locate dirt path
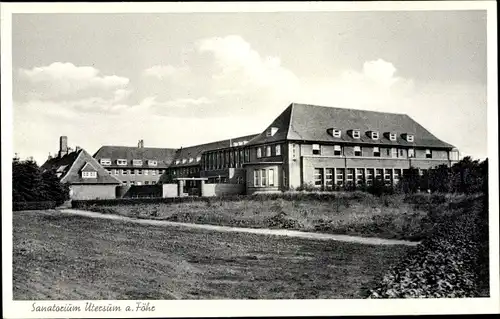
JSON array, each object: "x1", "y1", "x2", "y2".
[{"x1": 58, "y1": 209, "x2": 420, "y2": 246}]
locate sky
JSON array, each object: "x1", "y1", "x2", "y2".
[{"x1": 11, "y1": 10, "x2": 488, "y2": 164}]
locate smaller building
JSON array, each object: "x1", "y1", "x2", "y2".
[{"x1": 41, "y1": 136, "x2": 121, "y2": 200}]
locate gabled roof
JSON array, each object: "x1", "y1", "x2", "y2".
[
  {"x1": 41, "y1": 149, "x2": 121, "y2": 185},
  {"x1": 80, "y1": 162, "x2": 97, "y2": 172},
  {"x1": 170, "y1": 134, "x2": 258, "y2": 167},
  {"x1": 93, "y1": 146, "x2": 177, "y2": 168},
  {"x1": 247, "y1": 103, "x2": 455, "y2": 149}
]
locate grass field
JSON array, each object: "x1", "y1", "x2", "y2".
[
  {"x1": 81, "y1": 193, "x2": 466, "y2": 241},
  {"x1": 13, "y1": 210, "x2": 412, "y2": 300}
]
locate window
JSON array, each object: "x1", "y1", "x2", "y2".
[
  {"x1": 408, "y1": 148, "x2": 415, "y2": 158},
  {"x1": 117, "y1": 159, "x2": 127, "y2": 166},
  {"x1": 384, "y1": 169, "x2": 392, "y2": 185},
  {"x1": 145, "y1": 181, "x2": 150, "y2": 185},
  {"x1": 391, "y1": 148, "x2": 398, "y2": 158},
  {"x1": 371, "y1": 131, "x2": 379, "y2": 140},
  {"x1": 82, "y1": 171, "x2": 97, "y2": 178},
  {"x1": 144, "y1": 169, "x2": 149, "y2": 175},
  {"x1": 152, "y1": 170, "x2": 156, "y2": 176},
  {"x1": 188, "y1": 158, "x2": 193, "y2": 163},
  {"x1": 354, "y1": 146, "x2": 362, "y2": 157},
  {"x1": 256, "y1": 147, "x2": 262, "y2": 158},
  {"x1": 266, "y1": 127, "x2": 279, "y2": 137},
  {"x1": 426, "y1": 149, "x2": 432, "y2": 159},
  {"x1": 394, "y1": 169, "x2": 402, "y2": 184},
  {"x1": 389, "y1": 133, "x2": 397, "y2": 141},
  {"x1": 268, "y1": 169, "x2": 275, "y2": 187},
  {"x1": 151, "y1": 181, "x2": 157, "y2": 185},
  {"x1": 131, "y1": 169, "x2": 136, "y2": 175},
  {"x1": 346, "y1": 168, "x2": 354, "y2": 183},
  {"x1": 325, "y1": 168, "x2": 334, "y2": 187},
  {"x1": 336, "y1": 168, "x2": 345, "y2": 186},
  {"x1": 375, "y1": 169, "x2": 383, "y2": 180},
  {"x1": 113, "y1": 169, "x2": 118, "y2": 175},
  {"x1": 275, "y1": 145, "x2": 281, "y2": 156},
  {"x1": 100, "y1": 159, "x2": 111, "y2": 166},
  {"x1": 132, "y1": 159, "x2": 142, "y2": 166},
  {"x1": 292, "y1": 144, "x2": 296, "y2": 159},
  {"x1": 196, "y1": 156, "x2": 201, "y2": 162},
  {"x1": 334, "y1": 145, "x2": 342, "y2": 156},
  {"x1": 373, "y1": 147, "x2": 380, "y2": 157},
  {"x1": 332, "y1": 129, "x2": 341, "y2": 138},
  {"x1": 266, "y1": 146, "x2": 271, "y2": 157},
  {"x1": 148, "y1": 160, "x2": 158, "y2": 166},
  {"x1": 312, "y1": 144, "x2": 321, "y2": 155},
  {"x1": 366, "y1": 168, "x2": 374, "y2": 185},
  {"x1": 261, "y1": 169, "x2": 267, "y2": 186},
  {"x1": 254, "y1": 170, "x2": 260, "y2": 186},
  {"x1": 399, "y1": 149, "x2": 404, "y2": 157},
  {"x1": 314, "y1": 168, "x2": 323, "y2": 186},
  {"x1": 405, "y1": 134, "x2": 414, "y2": 142},
  {"x1": 182, "y1": 158, "x2": 187, "y2": 164},
  {"x1": 137, "y1": 169, "x2": 142, "y2": 175},
  {"x1": 175, "y1": 160, "x2": 180, "y2": 165},
  {"x1": 352, "y1": 130, "x2": 361, "y2": 139},
  {"x1": 130, "y1": 181, "x2": 135, "y2": 185},
  {"x1": 356, "y1": 168, "x2": 365, "y2": 185},
  {"x1": 237, "y1": 176, "x2": 244, "y2": 184}
]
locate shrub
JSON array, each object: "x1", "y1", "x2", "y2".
[{"x1": 13, "y1": 201, "x2": 57, "y2": 211}]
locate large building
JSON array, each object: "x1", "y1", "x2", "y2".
[{"x1": 44, "y1": 103, "x2": 460, "y2": 198}]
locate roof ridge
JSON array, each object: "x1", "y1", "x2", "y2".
[{"x1": 291, "y1": 102, "x2": 407, "y2": 116}]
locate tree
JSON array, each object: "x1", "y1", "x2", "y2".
[
  {"x1": 429, "y1": 164, "x2": 451, "y2": 193},
  {"x1": 400, "y1": 167, "x2": 420, "y2": 193}
]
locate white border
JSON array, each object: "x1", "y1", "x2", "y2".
[{"x1": 1, "y1": 2, "x2": 499, "y2": 318}]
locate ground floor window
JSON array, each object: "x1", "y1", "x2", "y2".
[
  {"x1": 253, "y1": 168, "x2": 277, "y2": 187},
  {"x1": 314, "y1": 168, "x2": 323, "y2": 186},
  {"x1": 346, "y1": 168, "x2": 354, "y2": 183},
  {"x1": 325, "y1": 168, "x2": 333, "y2": 187},
  {"x1": 268, "y1": 169, "x2": 274, "y2": 186},
  {"x1": 356, "y1": 168, "x2": 365, "y2": 185},
  {"x1": 336, "y1": 168, "x2": 345, "y2": 186}
]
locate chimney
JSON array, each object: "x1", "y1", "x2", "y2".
[
  {"x1": 138, "y1": 139, "x2": 144, "y2": 148},
  {"x1": 59, "y1": 136, "x2": 68, "y2": 158},
  {"x1": 75, "y1": 146, "x2": 81, "y2": 152},
  {"x1": 48, "y1": 153, "x2": 53, "y2": 160}
]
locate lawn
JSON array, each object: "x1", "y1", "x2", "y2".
[{"x1": 13, "y1": 210, "x2": 412, "y2": 300}]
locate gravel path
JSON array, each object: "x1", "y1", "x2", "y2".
[{"x1": 59, "y1": 209, "x2": 420, "y2": 246}]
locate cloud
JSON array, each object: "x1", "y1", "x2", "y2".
[
  {"x1": 143, "y1": 65, "x2": 190, "y2": 79},
  {"x1": 18, "y1": 62, "x2": 130, "y2": 100}
]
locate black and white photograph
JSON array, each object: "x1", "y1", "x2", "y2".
[{"x1": 1, "y1": 1, "x2": 498, "y2": 318}]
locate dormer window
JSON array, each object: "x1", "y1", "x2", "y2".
[
  {"x1": 116, "y1": 159, "x2": 127, "y2": 166},
  {"x1": 100, "y1": 158, "x2": 111, "y2": 166},
  {"x1": 175, "y1": 160, "x2": 180, "y2": 165},
  {"x1": 243, "y1": 140, "x2": 248, "y2": 144},
  {"x1": 352, "y1": 130, "x2": 361, "y2": 139},
  {"x1": 148, "y1": 160, "x2": 158, "y2": 166},
  {"x1": 82, "y1": 171, "x2": 97, "y2": 178},
  {"x1": 370, "y1": 131, "x2": 379, "y2": 140},
  {"x1": 132, "y1": 159, "x2": 143, "y2": 166},
  {"x1": 389, "y1": 132, "x2": 397, "y2": 141},
  {"x1": 266, "y1": 127, "x2": 279, "y2": 137},
  {"x1": 403, "y1": 133, "x2": 414, "y2": 142},
  {"x1": 182, "y1": 158, "x2": 187, "y2": 164},
  {"x1": 189, "y1": 157, "x2": 194, "y2": 163},
  {"x1": 233, "y1": 142, "x2": 239, "y2": 147},
  {"x1": 328, "y1": 128, "x2": 342, "y2": 138},
  {"x1": 196, "y1": 156, "x2": 201, "y2": 162}
]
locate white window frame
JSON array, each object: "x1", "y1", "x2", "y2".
[
  {"x1": 352, "y1": 130, "x2": 361, "y2": 139},
  {"x1": 275, "y1": 145, "x2": 281, "y2": 156},
  {"x1": 371, "y1": 131, "x2": 379, "y2": 140},
  {"x1": 408, "y1": 148, "x2": 415, "y2": 158},
  {"x1": 254, "y1": 170, "x2": 260, "y2": 186},
  {"x1": 266, "y1": 146, "x2": 271, "y2": 157},
  {"x1": 256, "y1": 147, "x2": 262, "y2": 158},
  {"x1": 389, "y1": 133, "x2": 397, "y2": 141},
  {"x1": 148, "y1": 160, "x2": 158, "y2": 166},
  {"x1": 82, "y1": 171, "x2": 97, "y2": 178},
  {"x1": 334, "y1": 145, "x2": 342, "y2": 156},
  {"x1": 100, "y1": 159, "x2": 111, "y2": 166},
  {"x1": 132, "y1": 159, "x2": 143, "y2": 166},
  {"x1": 391, "y1": 148, "x2": 398, "y2": 158},
  {"x1": 196, "y1": 156, "x2": 201, "y2": 162},
  {"x1": 175, "y1": 160, "x2": 180, "y2": 165},
  {"x1": 373, "y1": 147, "x2": 380, "y2": 157},
  {"x1": 116, "y1": 159, "x2": 127, "y2": 166},
  {"x1": 354, "y1": 146, "x2": 362, "y2": 157},
  {"x1": 268, "y1": 169, "x2": 275, "y2": 187},
  {"x1": 261, "y1": 169, "x2": 267, "y2": 186},
  {"x1": 144, "y1": 169, "x2": 149, "y2": 175},
  {"x1": 312, "y1": 144, "x2": 321, "y2": 155},
  {"x1": 426, "y1": 149, "x2": 432, "y2": 158},
  {"x1": 406, "y1": 134, "x2": 414, "y2": 142},
  {"x1": 332, "y1": 129, "x2": 341, "y2": 138}
]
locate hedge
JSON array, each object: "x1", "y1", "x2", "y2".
[
  {"x1": 13, "y1": 201, "x2": 57, "y2": 211},
  {"x1": 71, "y1": 191, "x2": 375, "y2": 208},
  {"x1": 367, "y1": 195, "x2": 488, "y2": 298}
]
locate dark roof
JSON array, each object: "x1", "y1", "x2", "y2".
[
  {"x1": 170, "y1": 134, "x2": 258, "y2": 167},
  {"x1": 247, "y1": 103, "x2": 455, "y2": 149},
  {"x1": 93, "y1": 146, "x2": 177, "y2": 168},
  {"x1": 41, "y1": 149, "x2": 121, "y2": 185}
]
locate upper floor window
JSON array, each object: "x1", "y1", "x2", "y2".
[
  {"x1": 371, "y1": 131, "x2": 379, "y2": 140},
  {"x1": 148, "y1": 160, "x2": 157, "y2": 166},
  {"x1": 354, "y1": 146, "x2": 362, "y2": 157},
  {"x1": 373, "y1": 147, "x2": 380, "y2": 157},
  {"x1": 182, "y1": 158, "x2": 187, "y2": 164},
  {"x1": 256, "y1": 147, "x2": 262, "y2": 158},
  {"x1": 403, "y1": 134, "x2": 414, "y2": 142},
  {"x1": 334, "y1": 145, "x2": 342, "y2": 156},
  {"x1": 391, "y1": 148, "x2": 398, "y2": 158},
  {"x1": 312, "y1": 144, "x2": 321, "y2": 155},
  {"x1": 266, "y1": 146, "x2": 272, "y2": 157},
  {"x1": 196, "y1": 156, "x2": 201, "y2": 162},
  {"x1": 116, "y1": 159, "x2": 127, "y2": 166},
  {"x1": 266, "y1": 127, "x2": 279, "y2": 137},
  {"x1": 408, "y1": 148, "x2": 415, "y2": 158},
  {"x1": 132, "y1": 159, "x2": 143, "y2": 166},
  {"x1": 82, "y1": 171, "x2": 97, "y2": 179},
  {"x1": 426, "y1": 149, "x2": 432, "y2": 159},
  {"x1": 389, "y1": 132, "x2": 397, "y2": 141},
  {"x1": 189, "y1": 157, "x2": 194, "y2": 163},
  {"x1": 100, "y1": 158, "x2": 111, "y2": 166},
  {"x1": 328, "y1": 128, "x2": 342, "y2": 138},
  {"x1": 275, "y1": 145, "x2": 281, "y2": 156},
  {"x1": 352, "y1": 130, "x2": 361, "y2": 139}
]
